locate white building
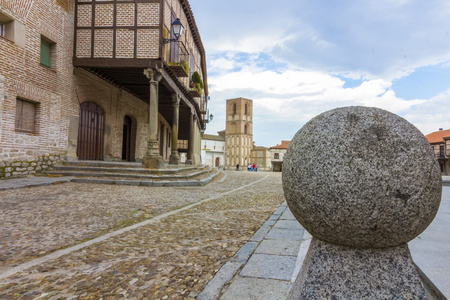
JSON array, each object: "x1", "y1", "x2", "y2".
[
  {"x1": 270, "y1": 140, "x2": 290, "y2": 172},
  {"x1": 201, "y1": 131, "x2": 226, "y2": 168}
]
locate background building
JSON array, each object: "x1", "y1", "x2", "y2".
[
  {"x1": 426, "y1": 129, "x2": 450, "y2": 175},
  {"x1": 0, "y1": 0, "x2": 209, "y2": 178},
  {"x1": 250, "y1": 146, "x2": 271, "y2": 170},
  {"x1": 201, "y1": 131, "x2": 226, "y2": 168},
  {"x1": 270, "y1": 140, "x2": 290, "y2": 172},
  {"x1": 225, "y1": 97, "x2": 253, "y2": 169}
]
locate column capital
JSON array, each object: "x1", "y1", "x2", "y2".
[
  {"x1": 171, "y1": 93, "x2": 181, "y2": 105},
  {"x1": 143, "y1": 68, "x2": 162, "y2": 83}
]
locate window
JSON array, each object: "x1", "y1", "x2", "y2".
[
  {"x1": 15, "y1": 99, "x2": 37, "y2": 132},
  {"x1": 244, "y1": 125, "x2": 248, "y2": 134},
  {"x1": 0, "y1": 13, "x2": 25, "y2": 47},
  {"x1": 274, "y1": 153, "x2": 279, "y2": 159},
  {"x1": 0, "y1": 12, "x2": 12, "y2": 38},
  {"x1": 245, "y1": 103, "x2": 248, "y2": 115},
  {"x1": 178, "y1": 140, "x2": 188, "y2": 149},
  {"x1": 40, "y1": 36, "x2": 55, "y2": 68},
  {"x1": 0, "y1": 22, "x2": 5, "y2": 37},
  {"x1": 233, "y1": 103, "x2": 236, "y2": 115}
]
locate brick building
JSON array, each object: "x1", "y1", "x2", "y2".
[{"x1": 0, "y1": 0, "x2": 209, "y2": 178}]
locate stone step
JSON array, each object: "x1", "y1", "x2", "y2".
[
  {"x1": 45, "y1": 168, "x2": 211, "y2": 181},
  {"x1": 62, "y1": 160, "x2": 143, "y2": 168},
  {"x1": 71, "y1": 168, "x2": 220, "y2": 187},
  {"x1": 58, "y1": 161, "x2": 206, "y2": 174}
]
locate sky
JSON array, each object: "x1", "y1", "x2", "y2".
[{"x1": 188, "y1": 0, "x2": 450, "y2": 148}]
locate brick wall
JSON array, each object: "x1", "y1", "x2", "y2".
[
  {"x1": 0, "y1": 0, "x2": 76, "y2": 178},
  {"x1": 0, "y1": 0, "x2": 206, "y2": 178}
]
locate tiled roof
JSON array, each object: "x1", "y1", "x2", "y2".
[
  {"x1": 425, "y1": 129, "x2": 450, "y2": 144},
  {"x1": 270, "y1": 140, "x2": 290, "y2": 149}
]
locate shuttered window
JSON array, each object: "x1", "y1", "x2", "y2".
[
  {"x1": 15, "y1": 99, "x2": 36, "y2": 132},
  {"x1": 40, "y1": 37, "x2": 52, "y2": 67}
]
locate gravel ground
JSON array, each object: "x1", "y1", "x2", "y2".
[{"x1": 0, "y1": 171, "x2": 285, "y2": 299}]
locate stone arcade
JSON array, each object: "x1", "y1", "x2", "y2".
[{"x1": 0, "y1": 0, "x2": 209, "y2": 178}]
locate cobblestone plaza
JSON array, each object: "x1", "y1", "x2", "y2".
[{"x1": 0, "y1": 172, "x2": 285, "y2": 299}]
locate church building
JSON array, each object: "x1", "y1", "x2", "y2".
[{"x1": 225, "y1": 97, "x2": 253, "y2": 169}]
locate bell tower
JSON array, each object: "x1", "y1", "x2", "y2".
[{"x1": 225, "y1": 97, "x2": 253, "y2": 168}]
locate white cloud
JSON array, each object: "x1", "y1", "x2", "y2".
[
  {"x1": 206, "y1": 67, "x2": 428, "y2": 146},
  {"x1": 403, "y1": 90, "x2": 450, "y2": 135},
  {"x1": 192, "y1": 0, "x2": 450, "y2": 146}
]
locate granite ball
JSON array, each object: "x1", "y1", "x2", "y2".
[{"x1": 282, "y1": 106, "x2": 442, "y2": 248}]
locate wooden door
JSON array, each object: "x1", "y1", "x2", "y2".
[
  {"x1": 77, "y1": 102, "x2": 104, "y2": 160},
  {"x1": 215, "y1": 157, "x2": 220, "y2": 167},
  {"x1": 122, "y1": 116, "x2": 132, "y2": 161}
]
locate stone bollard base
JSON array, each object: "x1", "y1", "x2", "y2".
[
  {"x1": 143, "y1": 155, "x2": 165, "y2": 169},
  {"x1": 289, "y1": 238, "x2": 427, "y2": 300}
]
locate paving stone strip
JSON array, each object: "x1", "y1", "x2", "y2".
[{"x1": 0, "y1": 175, "x2": 269, "y2": 281}]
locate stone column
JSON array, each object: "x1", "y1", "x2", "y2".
[
  {"x1": 169, "y1": 94, "x2": 180, "y2": 165},
  {"x1": 283, "y1": 106, "x2": 442, "y2": 299},
  {"x1": 143, "y1": 68, "x2": 164, "y2": 169},
  {"x1": 185, "y1": 111, "x2": 195, "y2": 165}
]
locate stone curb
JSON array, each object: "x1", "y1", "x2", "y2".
[
  {"x1": 198, "y1": 203, "x2": 288, "y2": 300},
  {"x1": 0, "y1": 177, "x2": 75, "y2": 191}
]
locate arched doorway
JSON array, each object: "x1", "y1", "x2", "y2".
[
  {"x1": 215, "y1": 157, "x2": 220, "y2": 167},
  {"x1": 122, "y1": 116, "x2": 132, "y2": 161},
  {"x1": 77, "y1": 102, "x2": 104, "y2": 160}
]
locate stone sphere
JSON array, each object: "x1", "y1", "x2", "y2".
[{"x1": 282, "y1": 106, "x2": 442, "y2": 248}]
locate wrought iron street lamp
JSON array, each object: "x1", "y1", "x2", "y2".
[{"x1": 163, "y1": 18, "x2": 184, "y2": 44}]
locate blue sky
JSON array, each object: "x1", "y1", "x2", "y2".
[{"x1": 189, "y1": 0, "x2": 450, "y2": 147}]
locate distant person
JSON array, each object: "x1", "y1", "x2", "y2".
[
  {"x1": 248, "y1": 164, "x2": 252, "y2": 171},
  {"x1": 236, "y1": 163, "x2": 240, "y2": 171},
  {"x1": 252, "y1": 163, "x2": 256, "y2": 171}
]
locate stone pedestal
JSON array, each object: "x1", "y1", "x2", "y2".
[
  {"x1": 169, "y1": 151, "x2": 180, "y2": 165},
  {"x1": 282, "y1": 106, "x2": 442, "y2": 299},
  {"x1": 289, "y1": 238, "x2": 427, "y2": 299},
  {"x1": 143, "y1": 140, "x2": 164, "y2": 169}
]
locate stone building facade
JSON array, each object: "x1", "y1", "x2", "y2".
[
  {"x1": 201, "y1": 131, "x2": 226, "y2": 168},
  {"x1": 426, "y1": 129, "x2": 450, "y2": 175},
  {"x1": 250, "y1": 146, "x2": 271, "y2": 171},
  {"x1": 270, "y1": 140, "x2": 290, "y2": 172},
  {"x1": 0, "y1": 0, "x2": 209, "y2": 178},
  {"x1": 225, "y1": 97, "x2": 253, "y2": 169}
]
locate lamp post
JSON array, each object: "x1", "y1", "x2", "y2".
[
  {"x1": 163, "y1": 18, "x2": 184, "y2": 44},
  {"x1": 204, "y1": 113, "x2": 213, "y2": 123}
]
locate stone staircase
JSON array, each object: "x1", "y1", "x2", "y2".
[{"x1": 44, "y1": 160, "x2": 220, "y2": 187}]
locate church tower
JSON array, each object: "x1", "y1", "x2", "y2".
[{"x1": 225, "y1": 97, "x2": 253, "y2": 168}]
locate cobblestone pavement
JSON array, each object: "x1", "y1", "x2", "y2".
[{"x1": 0, "y1": 171, "x2": 285, "y2": 299}]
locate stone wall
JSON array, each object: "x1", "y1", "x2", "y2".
[{"x1": 0, "y1": 153, "x2": 62, "y2": 179}]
